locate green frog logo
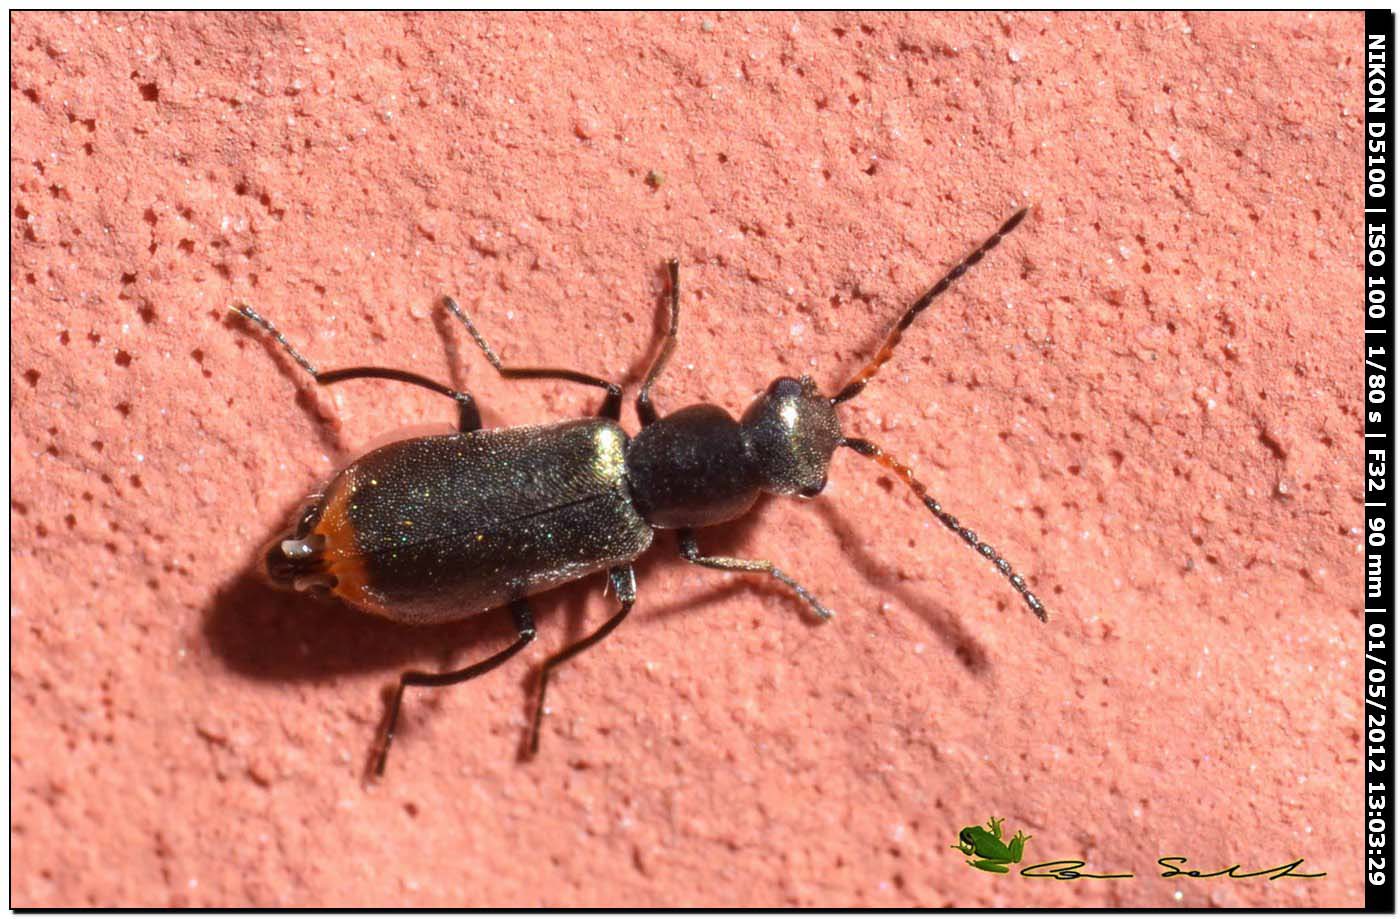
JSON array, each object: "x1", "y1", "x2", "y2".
[{"x1": 952, "y1": 816, "x2": 1032, "y2": 874}]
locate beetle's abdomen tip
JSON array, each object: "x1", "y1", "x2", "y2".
[
  {"x1": 262, "y1": 503, "x2": 387, "y2": 616},
  {"x1": 263, "y1": 534, "x2": 337, "y2": 592}
]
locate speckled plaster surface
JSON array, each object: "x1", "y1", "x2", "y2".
[{"x1": 12, "y1": 11, "x2": 1365, "y2": 907}]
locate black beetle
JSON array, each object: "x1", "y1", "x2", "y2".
[{"x1": 235, "y1": 207, "x2": 1044, "y2": 775}]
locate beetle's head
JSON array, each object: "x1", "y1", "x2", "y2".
[{"x1": 740, "y1": 375, "x2": 843, "y2": 497}]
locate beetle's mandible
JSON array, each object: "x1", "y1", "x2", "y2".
[{"x1": 234, "y1": 207, "x2": 1046, "y2": 776}]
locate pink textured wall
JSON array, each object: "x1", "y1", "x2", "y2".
[{"x1": 12, "y1": 12, "x2": 1364, "y2": 907}]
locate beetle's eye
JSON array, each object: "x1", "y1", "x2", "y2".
[{"x1": 798, "y1": 476, "x2": 827, "y2": 498}]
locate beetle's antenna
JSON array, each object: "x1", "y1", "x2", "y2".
[
  {"x1": 832, "y1": 207, "x2": 1028, "y2": 405},
  {"x1": 841, "y1": 437, "x2": 1047, "y2": 622},
  {"x1": 231, "y1": 303, "x2": 321, "y2": 377}
]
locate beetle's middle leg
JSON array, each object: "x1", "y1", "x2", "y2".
[
  {"x1": 526, "y1": 565, "x2": 637, "y2": 757},
  {"x1": 234, "y1": 304, "x2": 486, "y2": 432},
  {"x1": 677, "y1": 529, "x2": 835, "y2": 621},
  {"x1": 369, "y1": 599, "x2": 537, "y2": 778},
  {"x1": 442, "y1": 296, "x2": 623, "y2": 421}
]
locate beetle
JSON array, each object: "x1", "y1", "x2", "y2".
[{"x1": 234, "y1": 207, "x2": 1045, "y2": 776}]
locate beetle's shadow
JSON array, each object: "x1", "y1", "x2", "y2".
[
  {"x1": 812, "y1": 500, "x2": 994, "y2": 675},
  {"x1": 205, "y1": 566, "x2": 505, "y2": 686},
  {"x1": 616, "y1": 496, "x2": 994, "y2": 675},
  {"x1": 199, "y1": 496, "x2": 592, "y2": 685}
]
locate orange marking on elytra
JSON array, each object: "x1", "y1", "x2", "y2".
[{"x1": 312, "y1": 475, "x2": 387, "y2": 615}]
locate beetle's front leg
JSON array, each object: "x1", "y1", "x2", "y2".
[{"x1": 677, "y1": 529, "x2": 835, "y2": 621}]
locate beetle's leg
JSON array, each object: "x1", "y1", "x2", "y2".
[
  {"x1": 442, "y1": 296, "x2": 623, "y2": 421},
  {"x1": 233, "y1": 304, "x2": 484, "y2": 432},
  {"x1": 636, "y1": 259, "x2": 680, "y2": 427},
  {"x1": 369, "y1": 600, "x2": 536, "y2": 778},
  {"x1": 677, "y1": 528, "x2": 835, "y2": 621},
  {"x1": 527, "y1": 565, "x2": 637, "y2": 757}
]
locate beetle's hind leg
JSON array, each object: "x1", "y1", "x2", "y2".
[
  {"x1": 233, "y1": 303, "x2": 486, "y2": 432},
  {"x1": 678, "y1": 529, "x2": 835, "y2": 621},
  {"x1": 526, "y1": 565, "x2": 637, "y2": 757},
  {"x1": 368, "y1": 599, "x2": 537, "y2": 779},
  {"x1": 442, "y1": 296, "x2": 624, "y2": 421}
]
